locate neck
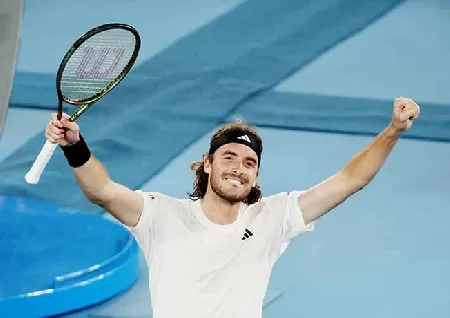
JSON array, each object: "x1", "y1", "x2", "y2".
[{"x1": 200, "y1": 190, "x2": 241, "y2": 225}]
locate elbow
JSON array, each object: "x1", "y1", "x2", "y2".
[
  {"x1": 338, "y1": 170, "x2": 369, "y2": 194},
  {"x1": 350, "y1": 175, "x2": 370, "y2": 192},
  {"x1": 83, "y1": 181, "x2": 116, "y2": 207},
  {"x1": 354, "y1": 181, "x2": 368, "y2": 193},
  {"x1": 85, "y1": 193, "x2": 108, "y2": 207},
  {"x1": 86, "y1": 194, "x2": 107, "y2": 207}
]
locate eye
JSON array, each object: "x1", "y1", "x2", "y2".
[{"x1": 246, "y1": 160, "x2": 256, "y2": 168}]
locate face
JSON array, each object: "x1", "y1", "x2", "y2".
[{"x1": 204, "y1": 143, "x2": 259, "y2": 203}]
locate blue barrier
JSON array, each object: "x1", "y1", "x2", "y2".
[{"x1": 0, "y1": 195, "x2": 139, "y2": 318}]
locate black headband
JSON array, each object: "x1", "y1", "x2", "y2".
[{"x1": 209, "y1": 130, "x2": 262, "y2": 166}]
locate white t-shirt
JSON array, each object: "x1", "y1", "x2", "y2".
[{"x1": 127, "y1": 190, "x2": 314, "y2": 318}]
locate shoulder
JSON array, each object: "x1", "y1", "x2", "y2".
[
  {"x1": 242, "y1": 191, "x2": 305, "y2": 221},
  {"x1": 136, "y1": 190, "x2": 195, "y2": 214},
  {"x1": 258, "y1": 190, "x2": 306, "y2": 207},
  {"x1": 253, "y1": 191, "x2": 309, "y2": 225},
  {"x1": 136, "y1": 190, "x2": 181, "y2": 204}
]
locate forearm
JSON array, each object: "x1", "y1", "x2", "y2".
[
  {"x1": 342, "y1": 124, "x2": 400, "y2": 187},
  {"x1": 72, "y1": 155, "x2": 113, "y2": 204},
  {"x1": 61, "y1": 136, "x2": 113, "y2": 205},
  {"x1": 62, "y1": 136, "x2": 143, "y2": 226},
  {"x1": 299, "y1": 98, "x2": 420, "y2": 224}
]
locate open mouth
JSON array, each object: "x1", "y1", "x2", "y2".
[{"x1": 225, "y1": 177, "x2": 244, "y2": 186}]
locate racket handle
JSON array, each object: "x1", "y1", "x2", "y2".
[{"x1": 25, "y1": 140, "x2": 58, "y2": 184}]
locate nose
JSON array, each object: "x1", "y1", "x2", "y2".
[{"x1": 232, "y1": 161, "x2": 243, "y2": 173}]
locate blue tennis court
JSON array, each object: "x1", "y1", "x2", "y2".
[{"x1": 1, "y1": 0, "x2": 449, "y2": 317}]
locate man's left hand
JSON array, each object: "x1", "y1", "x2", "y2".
[{"x1": 390, "y1": 96, "x2": 420, "y2": 133}]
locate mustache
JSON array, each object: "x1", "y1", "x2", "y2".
[{"x1": 223, "y1": 172, "x2": 248, "y2": 184}]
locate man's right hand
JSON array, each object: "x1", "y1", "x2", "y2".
[{"x1": 46, "y1": 113, "x2": 80, "y2": 146}]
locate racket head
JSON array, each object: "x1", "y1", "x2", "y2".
[{"x1": 56, "y1": 23, "x2": 141, "y2": 109}]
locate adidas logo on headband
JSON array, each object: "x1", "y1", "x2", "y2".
[
  {"x1": 237, "y1": 135, "x2": 251, "y2": 143},
  {"x1": 208, "y1": 130, "x2": 262, "y2": 167}
]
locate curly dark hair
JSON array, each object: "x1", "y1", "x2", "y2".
[{"x1": 188, "y1": 120, "x2": 263, "y2": 205}]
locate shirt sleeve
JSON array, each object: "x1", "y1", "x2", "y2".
[
  {"x1": 264, "y1": 191, "x2": 314, "y2": 255},
  {"x1": 125, "y1": 190, "x2": 162, "y2": 261},
  {"x1": 282, "y1": 191, "x2": 314, "y2": 240}
]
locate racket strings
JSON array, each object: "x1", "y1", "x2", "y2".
[{"x1": 60, "y1": 28, "x2": 137, "y2": 102}]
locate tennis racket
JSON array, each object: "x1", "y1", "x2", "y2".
[{"x1": 24, "y1": 23, "x2": 141, "y2": 184}]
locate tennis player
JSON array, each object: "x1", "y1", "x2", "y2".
[{"x1": 46, "y1": 96, "x2": 420, "y2": 318}]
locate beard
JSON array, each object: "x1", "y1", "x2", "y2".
[{"x1": 209, "y1": 170, "x2": 251, "y2": 203}]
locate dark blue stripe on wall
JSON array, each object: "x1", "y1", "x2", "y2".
[{"x1": 227, "y1": 91, "x2": 450, "y2": 142}]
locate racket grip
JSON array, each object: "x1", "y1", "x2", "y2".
[{"x1": 24, "y1": 140, "x2": 58, "y2": 184}]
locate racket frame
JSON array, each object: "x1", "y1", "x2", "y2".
[
  {"x1": 25, "y1": 23, "x2": 141, "y2": 184},
  {"x1": 57, "y1": 23, "x2": 141, "y2": 120}
]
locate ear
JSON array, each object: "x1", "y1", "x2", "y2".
[{"x1": 204, "y1": 154, "x2": 212, "y2": 174}]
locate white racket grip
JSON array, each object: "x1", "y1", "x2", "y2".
[{"x1": 25, "y1": 140, "x2": 58, "y2": 184}]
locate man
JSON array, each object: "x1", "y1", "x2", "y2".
[{"x1": 46, "y1": 96, "x2": 420, "y2": 318}]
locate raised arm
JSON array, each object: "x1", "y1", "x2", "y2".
[
  {"x1": 46, "y1": 113, "x2": 143, "y2": 227},
  {"x1": 299, "y1": 97, "x2": 421, "y2": 225}
]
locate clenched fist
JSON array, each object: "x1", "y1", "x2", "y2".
[
  {"x1": 390, "y1": 96, "x2": 420, "y2": 133},
  {"x1": 46, "y1": 113, "x2": 80, "y2": 146}
]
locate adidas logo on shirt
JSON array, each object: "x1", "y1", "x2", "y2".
[{"x1": 241, "y1": 228, "x2": 253, "y2": 240}]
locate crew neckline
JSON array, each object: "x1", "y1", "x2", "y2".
[{"x1": 192, "y1": 199, "x2": 246, "y2": 233}]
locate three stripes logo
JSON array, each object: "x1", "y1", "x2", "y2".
[
  {"x1": 241, "y1": 228, "x2": 253, "y2": 240},
  {"x1": 237, "y1": 135, "x2": 251, "y2": 143}
]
